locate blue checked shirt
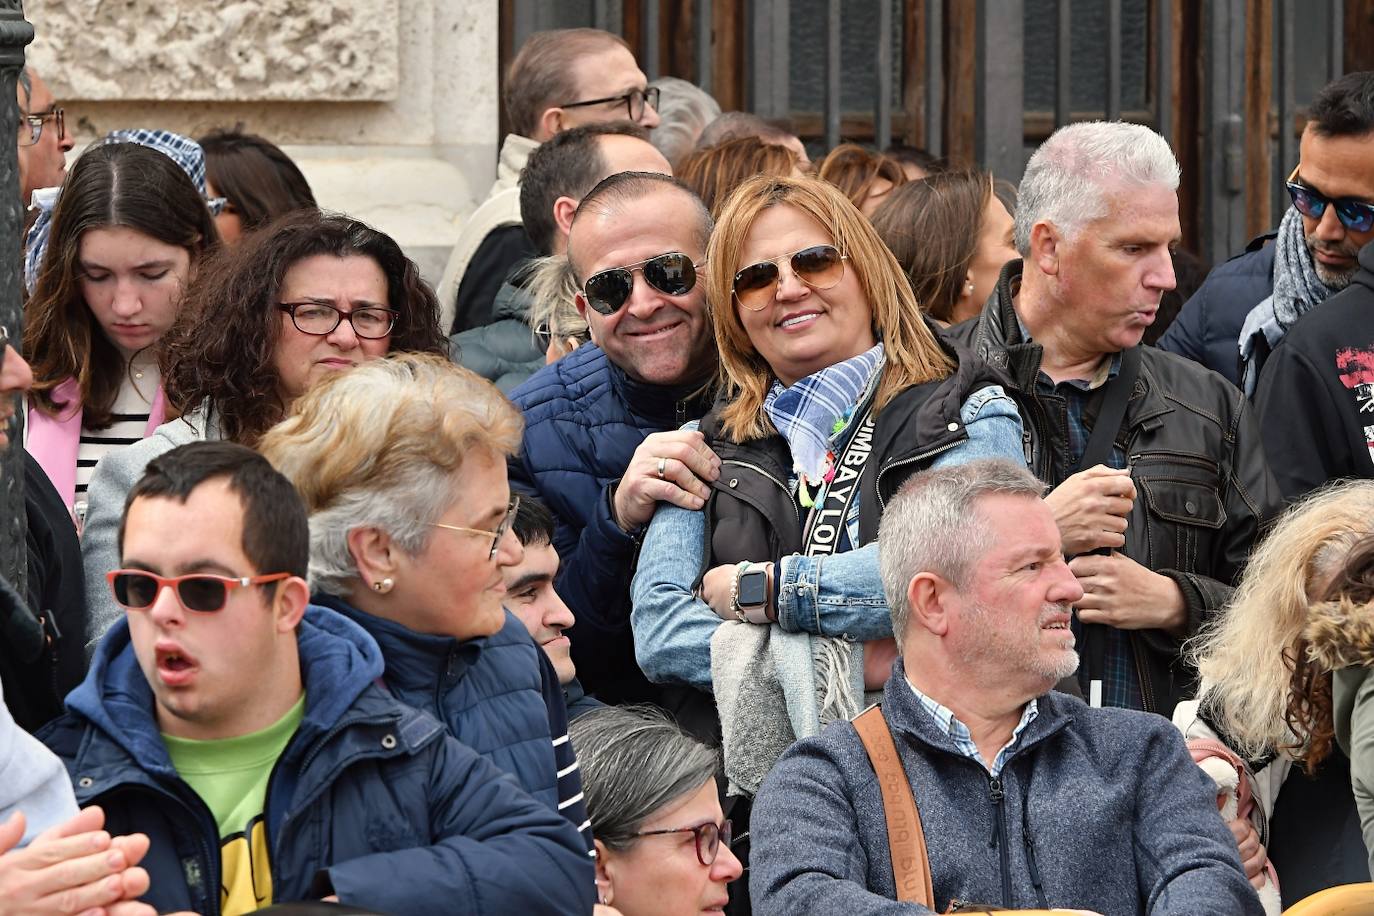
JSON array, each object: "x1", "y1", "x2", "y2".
[
  {"x1": 1029, "y1": 349, "x2": 1143, "y2": 711},
  {"x1": 906, "y1": 679, "x2": 1038, "y2": 777}
]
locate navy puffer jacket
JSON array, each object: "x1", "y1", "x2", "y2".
[
  {"x1": 1157, "y1": 235, "x2": 1275, "y2": 385},
  {"x1": 39, "y1": 607, "x2": 594, "y2": 915},
  {"x1": 314, "y1": 596, "x2": 564, "y2": 816},
  {"x1": 508, "y1": 343, "x2": 712, "y2": 706}
]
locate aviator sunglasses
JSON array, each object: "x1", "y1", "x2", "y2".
[
  {"x1": 732, "y1": 244, "x2": 849, "y2": 311},
  {"x1": 1285, "y1": 165, "x2": 1374, "y2": 233},
  {"x1": 581, "y1": 252, "x2": 701, "y2": 316},
  {"x1": 107, "y1": 569, "x2": 291, "y2": 613}
]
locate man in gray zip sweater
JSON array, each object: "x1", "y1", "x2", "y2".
[{"x1": 748, "y1": 459, "x2": 1260, "y2": 916}]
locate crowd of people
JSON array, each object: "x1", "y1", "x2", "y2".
[{"x1": 5, "y1": 22, "x2": 1374, "y2": 916}]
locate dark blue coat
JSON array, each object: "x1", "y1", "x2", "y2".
[
  {"x1": 508, "y1": 343, "x2": 711, "y2": 706},
  {"x1": 315, "y1": 596, "x2": 573, "y2": 822},
  {"x1": 1157, "y1": 235, "x2": 1275, "y2": 385},
  {"x1": 39, "y1": 608, "x2": 594, "y2": 916}
]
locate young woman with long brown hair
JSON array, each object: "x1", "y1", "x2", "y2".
[{"x1": 24, "y1": 141, "x2": 218, "y2": 519}]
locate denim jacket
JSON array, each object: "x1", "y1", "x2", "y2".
[{"x1": 631, "y1": 384, "x2": 1023, "y2": 690}]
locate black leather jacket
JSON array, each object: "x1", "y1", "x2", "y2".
[
  {"x1": 947, "y1": 261, "x2": 1282, "y2": 715},
  {"x1": 699, "y1": 336, "x2": 1010, "y2": 567}
]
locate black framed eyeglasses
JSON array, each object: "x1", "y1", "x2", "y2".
[
  {"x1": 560, "y1": 86, "x2": 660, "y2": 122},
  {"x1": 428, "y1": 496, "x2": 520, "y2": 561},
  {"x1": 582, "y1": 252, "x2": 701, "y2": 316},
  {"x1": 279, "y1": 302, "x2": 397, "y2": 340},
  {"x1": 631, "y1": 819, "x2": 732, "y2": 866},
  {"x1": 18, "y1": 107, "x2": 63, "y2": 147},
  {"x1": 1285, "y1": 165, "x2": 1374, "y2": 234}
]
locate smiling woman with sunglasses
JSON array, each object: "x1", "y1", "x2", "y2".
[
  {"x1": 631, "y1": 175, "x2": 1025, "y2": 771},
  {"x1": 571, "y1": 705, "x2": 742, "y2": 916}
]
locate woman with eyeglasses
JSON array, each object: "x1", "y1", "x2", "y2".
[
  {"x1": 631, "y1": 175, "x2": 1024, "y2": 779},
  {"x1": 80, "y1": 210, "x2": 447, "y2": 647},
  {"x1": 570, "y1": 705, "x2": 742, "y2": 916},
  {"x1": 25, "y1": 141, "x2": 219, "y2": 522},
  {"x1": 259, "y1": 353, "x2": 591, "y2": 849}
]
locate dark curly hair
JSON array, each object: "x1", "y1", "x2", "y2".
[
  {"x1": 25, "y1": 142, "x2": 218, "y2": 428},
  {"x1": 159, "y1": 210, "x2": 447, "y2": 446}
]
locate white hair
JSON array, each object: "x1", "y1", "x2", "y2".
[
  {"x1": 648, "y1": 76, "x2": 722, "y2": 166},
  {"x1": 878, "y1": 460, "x2": 1046, "y2": 643},
  {"x1": 1013, "y1": 120, "x2": 1180, "y2": 255}
]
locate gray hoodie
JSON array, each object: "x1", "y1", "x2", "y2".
[{"x1": 749, "y1": 660, "x2": 1262, "y2": 915}]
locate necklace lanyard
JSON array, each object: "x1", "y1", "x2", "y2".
[{"x1": 800, "y1": 406, "x2": 876, "y2": 557}]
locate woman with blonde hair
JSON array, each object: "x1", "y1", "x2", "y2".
[
  {"x1": 260, "y1": 353, "x2": 593, "y2": 856},
  {"x1": 631, "y1": 175, "x2": 1023, "y2": 794},
  {"x1": 1182, "y1": 480, "x2": 1374, "y2": 904}
]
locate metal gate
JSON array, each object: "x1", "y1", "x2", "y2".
[{"x1": 503, "y1": 0, "x2": 1362, "y2": 264}]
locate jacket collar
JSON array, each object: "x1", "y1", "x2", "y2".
[
  {"x1": 879, "y1": 658, "x2": 1075, "y2": 764},
  {"x1": 496, "y1": 134, "x2": 539, "y2": 191},
  {"x1": 67, "y1": 605, "x2": 386, "y2": 780},
  {"x1": 312, "y1": 593, "x2": 482, "y2": 694},
  {"x1": 974, "y1": 260, "x2": 1172, "y2": 434},
  {"x1": 608, "y1": 354, "x2": 715, "y2": 427}
]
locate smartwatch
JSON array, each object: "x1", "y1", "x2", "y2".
[{"x1": 735, "y1": 563, "x2": 772, "y2": 624}]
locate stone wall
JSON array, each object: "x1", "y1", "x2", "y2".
[{"x1": 24, "y1": 0, "x2": 499, "y2": 283}]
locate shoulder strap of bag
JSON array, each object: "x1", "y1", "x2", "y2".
[
  {"x1": 1075, "y1": 345, "x2": 1142, "y2": 474},
  {"x1": 852, "y1": 705, "x2": 934, "y2": 908}
]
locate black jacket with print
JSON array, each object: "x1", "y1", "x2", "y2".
[{"x1": 1255, "y1": 241, "x2": 1374, "y2": 501}]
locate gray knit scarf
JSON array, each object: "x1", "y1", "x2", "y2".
[{"x1": 1238, "y1": 207, "x2": 1340, "y2": 394}]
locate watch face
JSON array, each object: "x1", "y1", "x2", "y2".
[{"x1": 738, "y1": 569, "x2": 767, "y2": 607}]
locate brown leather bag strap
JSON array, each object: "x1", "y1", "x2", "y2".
[{"x1": 853, "y1": 705, "x2": 935, "y2": 908}]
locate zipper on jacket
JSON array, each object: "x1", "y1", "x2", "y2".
[
  {"x1": 1127, "y1": 451, "x2": 1219, "y2": 473},
  {"x1": 987, "y1": 775, "x2": 1013, "y2": 907},
  {"x1": 676, "y1": 398, "x2": 687, "y2": 426},
  {"x1": 873, "y1": 438, "x2": 965, "y2": 513},
  {"x1": 721, "y1": 458, "x2": 800, "y2": 527}
]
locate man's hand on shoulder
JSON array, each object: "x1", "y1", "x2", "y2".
[
  {"x1": 0, "y1": 807, "x2": 156, "y2": 916},
  {"x1": 613, "y1": 430, "x2": 721, "y2": 532}
]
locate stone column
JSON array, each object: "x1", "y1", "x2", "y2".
[{"x1": 0, "y1": 0, "x2": 29, "y2": 592}]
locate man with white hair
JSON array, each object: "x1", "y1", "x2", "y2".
[
  {"x1": 748, "y1": 460, "x2": 1261, "y2": 915},
  {"x1": 949, "y1": 121, "x2": 1280, "y2": 719}
]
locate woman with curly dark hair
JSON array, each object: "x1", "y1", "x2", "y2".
[{"x1": 79, "y1": 210, "x2": 447, "y2": 645}]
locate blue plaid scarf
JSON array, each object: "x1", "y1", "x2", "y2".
[{"x1": 763, "y1": 343, "x2": 885, "y2": 487}]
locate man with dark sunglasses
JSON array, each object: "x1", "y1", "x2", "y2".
[
  {"x1": 1160, "y1": 72, "x2": 1374, "y2": 391},
  {"x1": 508, "y1": 171, "x2": 719, "y2": 710},
  {"x1": 452, "y1": 120, "x2": 671, "y2": 392},
  {"x1": 436, "y1": 28, "x2": 661, "y2": 336},
  {"x1": 1255, "y1": 188, "x2": 1374, "y2": 502},
  {"x1": 39, "y1": 441, "x2": 594, "y2": 914}
]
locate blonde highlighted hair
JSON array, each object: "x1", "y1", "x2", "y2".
[
  {"x1": 1190, "y1": 479, "x2": 1374, "y2": 760},
  {"x1": 704, "y1": 174, "x2": 954, "y2": 442},
  {"x1": 258, "y1": 353, "x2": 523, "y2": 596}
]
